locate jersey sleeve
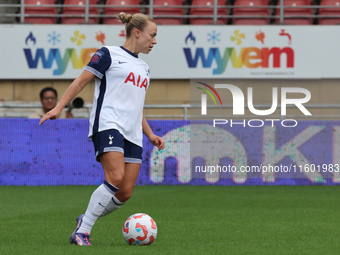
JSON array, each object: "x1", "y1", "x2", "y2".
[{"x1": 85, "y1": 47, "x2": 111, "y2": 79}]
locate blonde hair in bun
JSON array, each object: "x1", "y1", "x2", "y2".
[
  {"x1": 118, "y1": 12, "x2": 133, "y2": 24},
  {"x1": 118, "y1": 12, "x2": 155, "y2": 38}
]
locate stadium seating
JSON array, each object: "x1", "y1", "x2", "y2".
[
  {"x1": 16, "y1": 0, "x2": 333, "y2": 25},
  {"x1": 24, "y1": 0, "x2": 57, "y2": 24},
  {"x1": 275, "y1": 0, "x2": 313, "y2": 25},
  {"x1": 151, "y1": 0, "x2": 184, "y2": 25},
  {"x1": 103, "y1": 0, "x2": 141, "y2": 24},
  {"x1": 318, "y1": 0, "x2": 340, "y2": 25},
  {"x1": 232, "y1": 0, "x2": 270, "y2": 25},
  {"x1": 61, "y1": 0, "x2": 98, "y2": 24},
  {"x1": 189, "y1": 0, "x2": 228, "y2": 25}
]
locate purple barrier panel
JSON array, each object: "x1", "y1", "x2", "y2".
[
  {"x1": 0, "y1": 118, "x2": 102, "y2": 185},
  {"x1": 0, "y1": 118, "x2": 340, "y2": 186}
]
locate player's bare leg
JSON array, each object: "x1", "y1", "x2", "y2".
[
  {"x1": 115, "y1": 163, "x2": 141, "y2": 202},
  {"x1": 100, "y1": 151, "x2": 125, "y2": 188}
]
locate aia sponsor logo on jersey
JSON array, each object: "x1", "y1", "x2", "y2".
[{"x1": 124, "y1": 72, "x2": 148, "y2": 91}]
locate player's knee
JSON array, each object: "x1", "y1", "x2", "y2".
[
  {"x1": 107, "y1": 173, "x2": 124, "y2": 188},
  {"x1": 114, "y1": 176, "x2": 124, "y2": 188}
]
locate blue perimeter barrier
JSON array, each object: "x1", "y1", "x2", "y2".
[{"x1": 0, "y1": 118, "x2": 339, "y2": 186}]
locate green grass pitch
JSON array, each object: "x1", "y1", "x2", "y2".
[{"x1": 1, "y1": 185, "x2": 340, "y2": 255}]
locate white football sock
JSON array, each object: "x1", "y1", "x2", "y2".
[
  {"x1": 77, "y1": 181, "x2": 118, "y2": 235},
  {"x1": 99, "y1": 194, "x2": 126, "y2": 218}
]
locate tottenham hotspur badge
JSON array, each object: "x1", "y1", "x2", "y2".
[{"x1": 109, "y1": 135, "x2": 114, "y2": 145}]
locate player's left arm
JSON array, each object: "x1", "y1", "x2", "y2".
[{"x1": 142, "y1": 113, "x2": 165, "y2": 150}]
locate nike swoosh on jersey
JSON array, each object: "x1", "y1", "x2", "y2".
[{"x1": 118, "y1": 61, "x2": 127, "y2": 64}]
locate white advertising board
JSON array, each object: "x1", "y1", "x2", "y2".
[{"x1": 0, "y1": 24, "x2": 339, "y2": 79}]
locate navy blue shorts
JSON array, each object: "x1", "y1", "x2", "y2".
[{"x1": 92, "y1": 129, "x2": 143, "y2": 164}]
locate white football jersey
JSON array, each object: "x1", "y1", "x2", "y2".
[{"x1": 85, "y1": 46, "x2": 150, "y2": 147}]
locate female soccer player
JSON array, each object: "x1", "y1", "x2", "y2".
[{"x1": 39, "y1": 12, "x2": 165, "y2": 246}]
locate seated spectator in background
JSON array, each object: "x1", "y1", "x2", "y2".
[{"x1": 28, "y1": 87, "x2": 73, "y2": 119}]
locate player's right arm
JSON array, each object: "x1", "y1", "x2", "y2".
[
  {"x1": 39, "y1": 70, "x2": 94, "y2": 125},
  {"x1": 40, "y1": 47, "x2": 111, "y2": 125}
]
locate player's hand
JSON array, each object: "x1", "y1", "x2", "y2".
[
  {"x1": 39, "y1": 108, "x2": 61, "y2": 125},
  {"x1": 148, "y1": 134, "x2": 165, "y2": 150}
]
